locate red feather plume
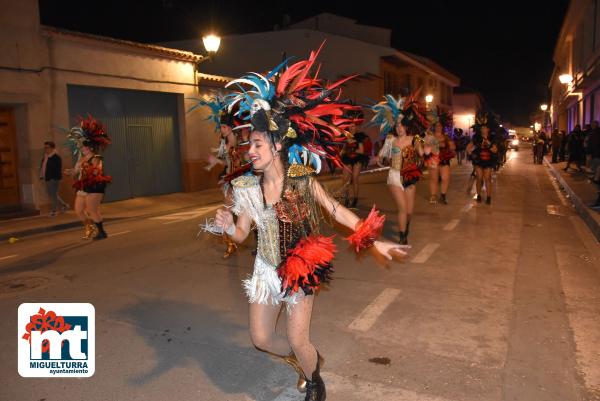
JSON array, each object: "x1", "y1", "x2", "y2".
[
  {"x1": 278, "y1": 235, "x2": 337, "y2": 296},
  {"x1": 345, "y1": 206, "x2": 385, "y2": 252}
]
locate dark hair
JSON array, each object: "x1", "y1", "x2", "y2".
[
  {"x1": 219, "y1": 112, "x2": 234, "y2": 127},
  {"x1": 82, "y1": 140, "x2": 98, "y2": 152},
  {"x1": 44, "y1": 141, "x2": 55, "y2": 148}
]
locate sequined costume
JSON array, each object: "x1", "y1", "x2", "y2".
[
  {"x1": 73, "y1": 155, "x2": 111, "y2": 194},
  {"x1": 379, "y1": 135, "x2": 424, "y2": 189},
  {"x1": 231, "y1": 173, "x2": 322, "y2": 306}
]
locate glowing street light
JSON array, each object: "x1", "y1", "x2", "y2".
[
  {"x1": 202, "y1": 34, "x2": 221, "y2": 54},
  {"x1": 559, "y1": 74, "x2": 573, "y2": 84},
  {"x1": 425, "y1": 94, "x2": 434, "y2": 104},
  {"x1": 540, "y1": 104, "x2": 548, "y2": 111}
]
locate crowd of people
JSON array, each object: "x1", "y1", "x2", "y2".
[{"x1": 529, "y1": 123, "x2": 600, "y2": 207}]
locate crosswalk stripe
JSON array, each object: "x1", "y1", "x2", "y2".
[{"x1": 348, "y1": 288, "x2": 401, "y2": 332}]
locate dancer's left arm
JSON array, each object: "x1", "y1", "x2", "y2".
[{"x1": 310, "y1": 179, "x2": 407, "y2": 260}]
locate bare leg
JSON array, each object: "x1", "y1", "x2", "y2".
[
  {"x1": 249, "y1": 302, "x2": 291, "y2": 356},
  {"x1": 475, "y1": 166, "x2": 484, "y2": 196},
  {"x1": 483, "y1": 168, "x2": 493, "y2": 198},
  {"x1": 440, "y1": 165, "x2": 451, "y2": 194},
  {"x1": 85, "y1": 194, "x2": 104, "y2": 222},
  {"x1": 389, "y1": 185, "x2": 408, "y2": 231},
  {"x1": 405, "y1": 184, "x2": 416, "y2": 216},
  {"x1": 429, "y1": 166, "x2": 439, "y2": 199},
  {"x1": 74, "y1": 194, "x2": 87, "y2": 222},
  {"x1": 287, "y1": 295, "x2": 318, "y2": 377},
  {"x1": 342, "y1": 165, "x2": 352, "y2": 204}
]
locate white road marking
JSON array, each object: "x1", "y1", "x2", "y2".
[
  {"x1": 461, "y1": 203, "x2": 473, "y2": 213},
  {"x1": 150, "y1": 206, "x2": 219, "y2": 225},
  {"x1": 546, "y1": 205, "x2": 566, "y2": 216},
  {"x1": 411, "y1": 243, "x2": 440, "y2": 264},
  {"x1": 0, "y1": 254, "x2": 18, "y2": 262},
  {"x1": 348, "y1": 288, "x2": 401, "y2": 332},
  {"x1": 443, "y1": 219, "x2": 460, "y2": 231},
  {"x1": 110, "y1": 230, "x2": 131, "y2": 237}
]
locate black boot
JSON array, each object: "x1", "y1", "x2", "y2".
[
  {"x1": 440, "y1": 193, "x2": 447, "y2": 205},
  {"x1": 476, "y1": 194, "x2": 482, "y2": 203},
  {"x1": 304, "y1": 352, "x2": 326, "y2": 401},
  {"x1": 283, "y1": 352, "x2": 325, "y2": 393},
  {"x1": 92, "y1": 221, "x2": 108, "y2": 240},
  {"x1": 398, "y1": 231, "x2": 408, "y2": 245},
  {"x1": 485, "y1": 196, "x2": 492, "y2": 205}
]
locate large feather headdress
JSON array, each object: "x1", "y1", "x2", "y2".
[
  {"x1": 428, "y1": 106, "x2": 453, "y2": 133},
  {"x1": 222, "y1": 42, "x2": 361, "y2": 172},
  {"x1": 187, "y1": 93, "x2": 239, "y2": 130},
  {"x1": 368, "y1": 92, "x2": 429, "y2": 137},
  {"x1": 67, "y1": 115, "x2": 111, "y2": 156}
]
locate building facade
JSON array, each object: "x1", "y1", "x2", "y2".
[
  {"x1": 0, "y1": 0, "x2": 230, "y2": 215},
  {"x1": 550, "y1": 0, "x2": 600, "y2": 132}
]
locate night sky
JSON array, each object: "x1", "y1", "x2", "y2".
[{"x1": 39, "y1": 0, "x2": 569, "y2": 126}]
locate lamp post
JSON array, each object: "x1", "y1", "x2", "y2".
[
  {"x1": 425, "y1": 94, "x2": 433, "y2": 107},
  {"x1": 559, "y1": 74, "x2": 573, "y2": 85},
  {"x1": 195, "y1": 33, "x2": 221, "y2": 72},
  {"x1": 540, "y1": 104, "x2": 549, "y2": 132}
]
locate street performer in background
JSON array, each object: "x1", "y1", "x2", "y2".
[{"x1": 64, "y1": 115, "x2": 112, "y2": 240}]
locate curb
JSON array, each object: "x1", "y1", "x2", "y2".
[
  {"x1": 1, "y1": 168, "x2": 389, "y2": 242},
  {"x1": 544, "y1": 157, "x2": 600, "y2": 242},
  {"x1": 0, "y1": 201, "x2": 217, "y2": 242}
]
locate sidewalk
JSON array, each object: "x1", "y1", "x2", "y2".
[
  {"x1": 544, "y1": 157, "x2": 600, "y2": 241},
  {"x1": 0, "y1": 169, "x2": 363, "y2": 242},
  {"x1": 0, "y1": 187, "x2": 227, "y2": 242}
]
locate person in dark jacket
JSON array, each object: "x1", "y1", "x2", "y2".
[
  {"x1": 564, "y1": 125, "x2": 584, "y2": 172},
  {"x1": 551, "y1": 129, "x2": 562, "y2": 163},
  {"x1": 40, "y1": 141, "x2": 69, "y2": 216}
]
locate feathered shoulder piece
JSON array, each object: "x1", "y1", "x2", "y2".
[
  {"x1": 287, "y1": 164, "x2": 316, "y2": 178},
  {"x1": 231, "y1": 174, "x2": 259, "y2": 188},
  {"x1": 222, "y1": 42, "x2": 362, "y2": 172}
]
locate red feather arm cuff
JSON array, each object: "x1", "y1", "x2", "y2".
[
  {"x1": 345, "y1": 206, "x2": 385, "y2": 252},
  {"x1": 278, "y1": 235, "x2": 336, "y2": 297}
]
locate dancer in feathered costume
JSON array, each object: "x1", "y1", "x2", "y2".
[
  {"x1": 64, "y1": 115, "x2": 111, "y2": 240},
  {"x1": 340, "y1": 109, "x2": 366, "y2": 208},
  {"x1": 189, "y1": 95, "x2": 253, "y2": 258},
  {"x1": 467, "y1": 110, "x2": 500, "y2": 205},
  {"x1": 372, "y1": 93, "x2": 429, "y2": 245},
  {"x1": 210, "y1": 44, "x2": 406, "y2": 401},
  {"x1": 425, "y1": 107, "x2": 456, "y2": 204}
]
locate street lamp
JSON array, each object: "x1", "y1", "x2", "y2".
[
  {"x1": 196, "y1": 34, "x2": 221, "y2": 71},
  {"x1": 559, "y1": 74, "x2": 573, "y2": 84},
  {"x1": 202, "y1": 34, "x2": 221, "y2": 54},
  {"x1": 425, "y1": 94, "x2": 434, "y2": 104},
  {"x1": 540, "y1": 104, "x2": 548, "y2": 111}
]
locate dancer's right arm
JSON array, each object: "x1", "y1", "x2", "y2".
[{"x1": 215, "y1": 208, "x2": 251, "y2": 243}]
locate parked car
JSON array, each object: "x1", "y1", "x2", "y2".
[{"x1": 507, "y1": 134, "x2": 519, "y2": 150}]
